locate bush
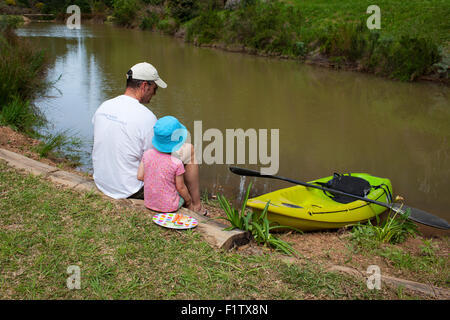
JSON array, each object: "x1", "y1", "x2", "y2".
[
  {"x1": 378, "y1": 36, "x2": 440, "y2": 81},
  {"x1": 167, "y1": 0, "x2": 198, "y2": 22},
  {"x1": 315, "y1": 19, "x2": 442, "y2": 81},
  {"x1": 226, "y1": 1, "x2": 302, "y2": 55},
  {"x1": 140, "y1": 11, "x2": 159, "y2": 30},
  {"x1": 293, "y1": 41, "x2": 307, "y2": 57},
  {"x1": 320, "y1": 21, "x2": 367, "y2": 61},
  {"x1": 0, "y1": 15, "x2": 23, "y2": 31},
  {"x1": 157, "y1": 17, "x2": 178, "y2": 35},
  {"x1": 186, "y1": 10, "x2": 223, "y2": 44},
  {"x1": 112, "y1": 0, "x2": 138, "y2": 26},
  {"x1": 168, "y1": 0, "x2": 223, "y2": 23}
]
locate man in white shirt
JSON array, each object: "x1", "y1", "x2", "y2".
[
  {"x1": 92, "y1": 62, "x2": 204, "y2": 212},
  {"x1": 92, "y1": 62, "x2": 164, "y2": 199}
]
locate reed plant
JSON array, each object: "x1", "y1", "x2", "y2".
[
  {"x1": 34, "y1": 130, "x2": 83, "y2": 166},
  {"x1": 351, "y1": 206, "x2": 419, "y2": 246},
  {"x1": 0, "y1": 95, "x2": 44, "y2": 134},
  {"x1": 0, "y1": 15, "x2": 50, "y2": 135},
  {"x1": 217, "y1": 183, "x2": 301, "y2": 256}
]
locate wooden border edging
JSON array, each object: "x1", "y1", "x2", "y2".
[
  {"x1": 327, "y1": 265, "x2": 450, "y2": 299},
  {"x1": 0, "y1": 148, "x2": 249, "y2": 250}
]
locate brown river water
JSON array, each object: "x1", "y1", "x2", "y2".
[{"x1": 17, "y1": 23, "x2": 450, "y2": 222}]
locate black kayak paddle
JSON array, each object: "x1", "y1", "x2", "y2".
[{"x1": 229, "y1": 166, "x2": 450, "y2": 230}]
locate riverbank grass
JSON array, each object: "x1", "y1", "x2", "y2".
[
  {"x1": 0, "y1": 16, "x2": 84, "y2": 166},
  {"x1": 0, "y1": 15, "x2": 49, "y2": 134}
]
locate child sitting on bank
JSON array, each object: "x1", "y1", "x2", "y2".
[{"x1": 137, "y1": 116, "x2": 193, "y2": 212}]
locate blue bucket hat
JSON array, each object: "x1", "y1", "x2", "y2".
[{"x1": 152, "y1": 116, "x2": 188, "y2": 153}]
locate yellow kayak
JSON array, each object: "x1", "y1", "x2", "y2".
[{"x1": 246, "y1": 173, "x2": 393, "y2": 231}]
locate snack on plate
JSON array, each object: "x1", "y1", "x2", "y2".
[
  {"x1": 172, "y1": 213, "x2": 188, "y2": 224},
  {"x1": 179, "y1": 215, "x2": 189, "y2": 224}
]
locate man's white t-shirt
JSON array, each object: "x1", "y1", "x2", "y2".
[{"x1": 92, "y1": 95, "x2": 157, "y2": 199}]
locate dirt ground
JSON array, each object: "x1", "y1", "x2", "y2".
[
  {"x1": 2, "y1": 125, "x2": 449, "y2": 298},
  {"x1": 0, "y1": 126, "x2": 88, "y2": 177},
  {"x1": 204, "y1": 199, "x2": 449, "y2": 270}
]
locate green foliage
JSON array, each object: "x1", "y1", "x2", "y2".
[
  {"x1": 0, "y1": 23, "x2": 49, "y2": 134},
  {"x1": 320, "y1": 21, "x2": 367, "y2": 61},
  {"x1": 249, "y1": 201, "x2": 302, "y2": 256},
  {"x1": 180, "y1": 0, "x2": 445, "y2": 81},
  {"x1": 226, "y1": 1, "x2": 302, "y2": 55},
  {"x1": 293, "y1": 41, "x2": 307, "y2": 57},
  {"x1": 167, "y1": 0, "x2": 225, "y2": 22},
  {"x1": 373, "y1": 35, "x2": 440, "y2": 81},
  {"x1": 279, "y1": 262, "x2": 382, "y2": 299},
  {"x1": 112, "y1": 0, "x2": 138, "y2": 26},
  {"x1": 217, "y1": 182, "x2": 253, "y2": 232},
  {"x1": 0, "y1": 95, "x2": 43, "y2": 134},
  {"x1": 186, "y1": 10, "x2": 223, "y2": 44},
  {"x1": 156, "y1": 17, "x2": 178, "y2": 35},
  {"x1": 34, "y1": 130, "x2": 83, "y2": 165},
  {"x1": 167, "y1": 0, "x2": 198, "y2": 22},
  {"x1": 419, "y1": 239, "x2": 437, "y2": 257},
  {"x1": 140, "y1": 11, "x2": 159, "y2": 30},
  {"x1": 316, "y1": 19, "x2": 442, "y2": 80},
  {"x1": 378, "y1": 244, "x2": 447, "y2": 281},
  {"x1": 351, "y1": 208, "x2": 419, "y2": 246},
  {"x1": 217, "y1": 183, "x2": 301, "y2": 256},
  {"x1": 0, "y1": 15, "x2": 23, "y2": 30}
]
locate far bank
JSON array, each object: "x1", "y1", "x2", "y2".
[{"x1": 2, "y1": 0, "x2": 449, "y2": 83}]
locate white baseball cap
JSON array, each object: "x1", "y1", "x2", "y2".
[{"x1": 127, "y1": 62, "x2": 167, "y2": 88}]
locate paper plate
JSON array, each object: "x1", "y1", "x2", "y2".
[{"x1": 152, "y1": 213, "x2": 198, "y2": 230}]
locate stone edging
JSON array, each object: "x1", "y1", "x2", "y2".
[
  {"x1": 327, "y1": 265, "x2": 450, "y2": 299},
  {"x1": 0, "y1": 148, "x2": 249, "y2": 250}
]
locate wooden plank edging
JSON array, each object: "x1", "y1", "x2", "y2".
[{"x1": 327, "y1": 265, "x2": 450, "y2": 299}]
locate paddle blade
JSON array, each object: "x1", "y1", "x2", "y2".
[
  {"x1": 392, "y1": 204, "x2": 450, "y2": 230},
  {"x1": 229, "y1": 166, "x2": 263, "y2": 177}
]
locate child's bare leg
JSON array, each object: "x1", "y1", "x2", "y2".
[
  {"x1": 184, "y1": 164, "x2": 201, "y2": 211},
  {"x1": 177, "y1": 143, "x2": 202, "y2": 212}
]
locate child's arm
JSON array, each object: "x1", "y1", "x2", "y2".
[
  {"x1": 175, "y1": 174, "x2": 192, "y2": 209},
  {"x1": 137, "y1": 160, "x2": 144, "y2": 181}
]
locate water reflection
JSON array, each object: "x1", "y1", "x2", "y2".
[{"x1": 17, "y1": 22, "x2": 450, "y2": 220}]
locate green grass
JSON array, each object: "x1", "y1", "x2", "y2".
[
  {"x1": 289, "y1": 0, "x2": 450, "y2": 45},
  {"x1": 351, "y1": 208, "x2": 419, "y2": 246},
  {"x1": 378, "y1": 244, "x2": 449, "y2": 286},
  {"x1": 32, "y1": 130, "x2": 83, "y2": 166},
  {"x1": 0, "y1": 161, "x2": 389, "y2": 299},
  {"x1": 348, "y1": 229, "x2": 449, "y2": 288}
]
